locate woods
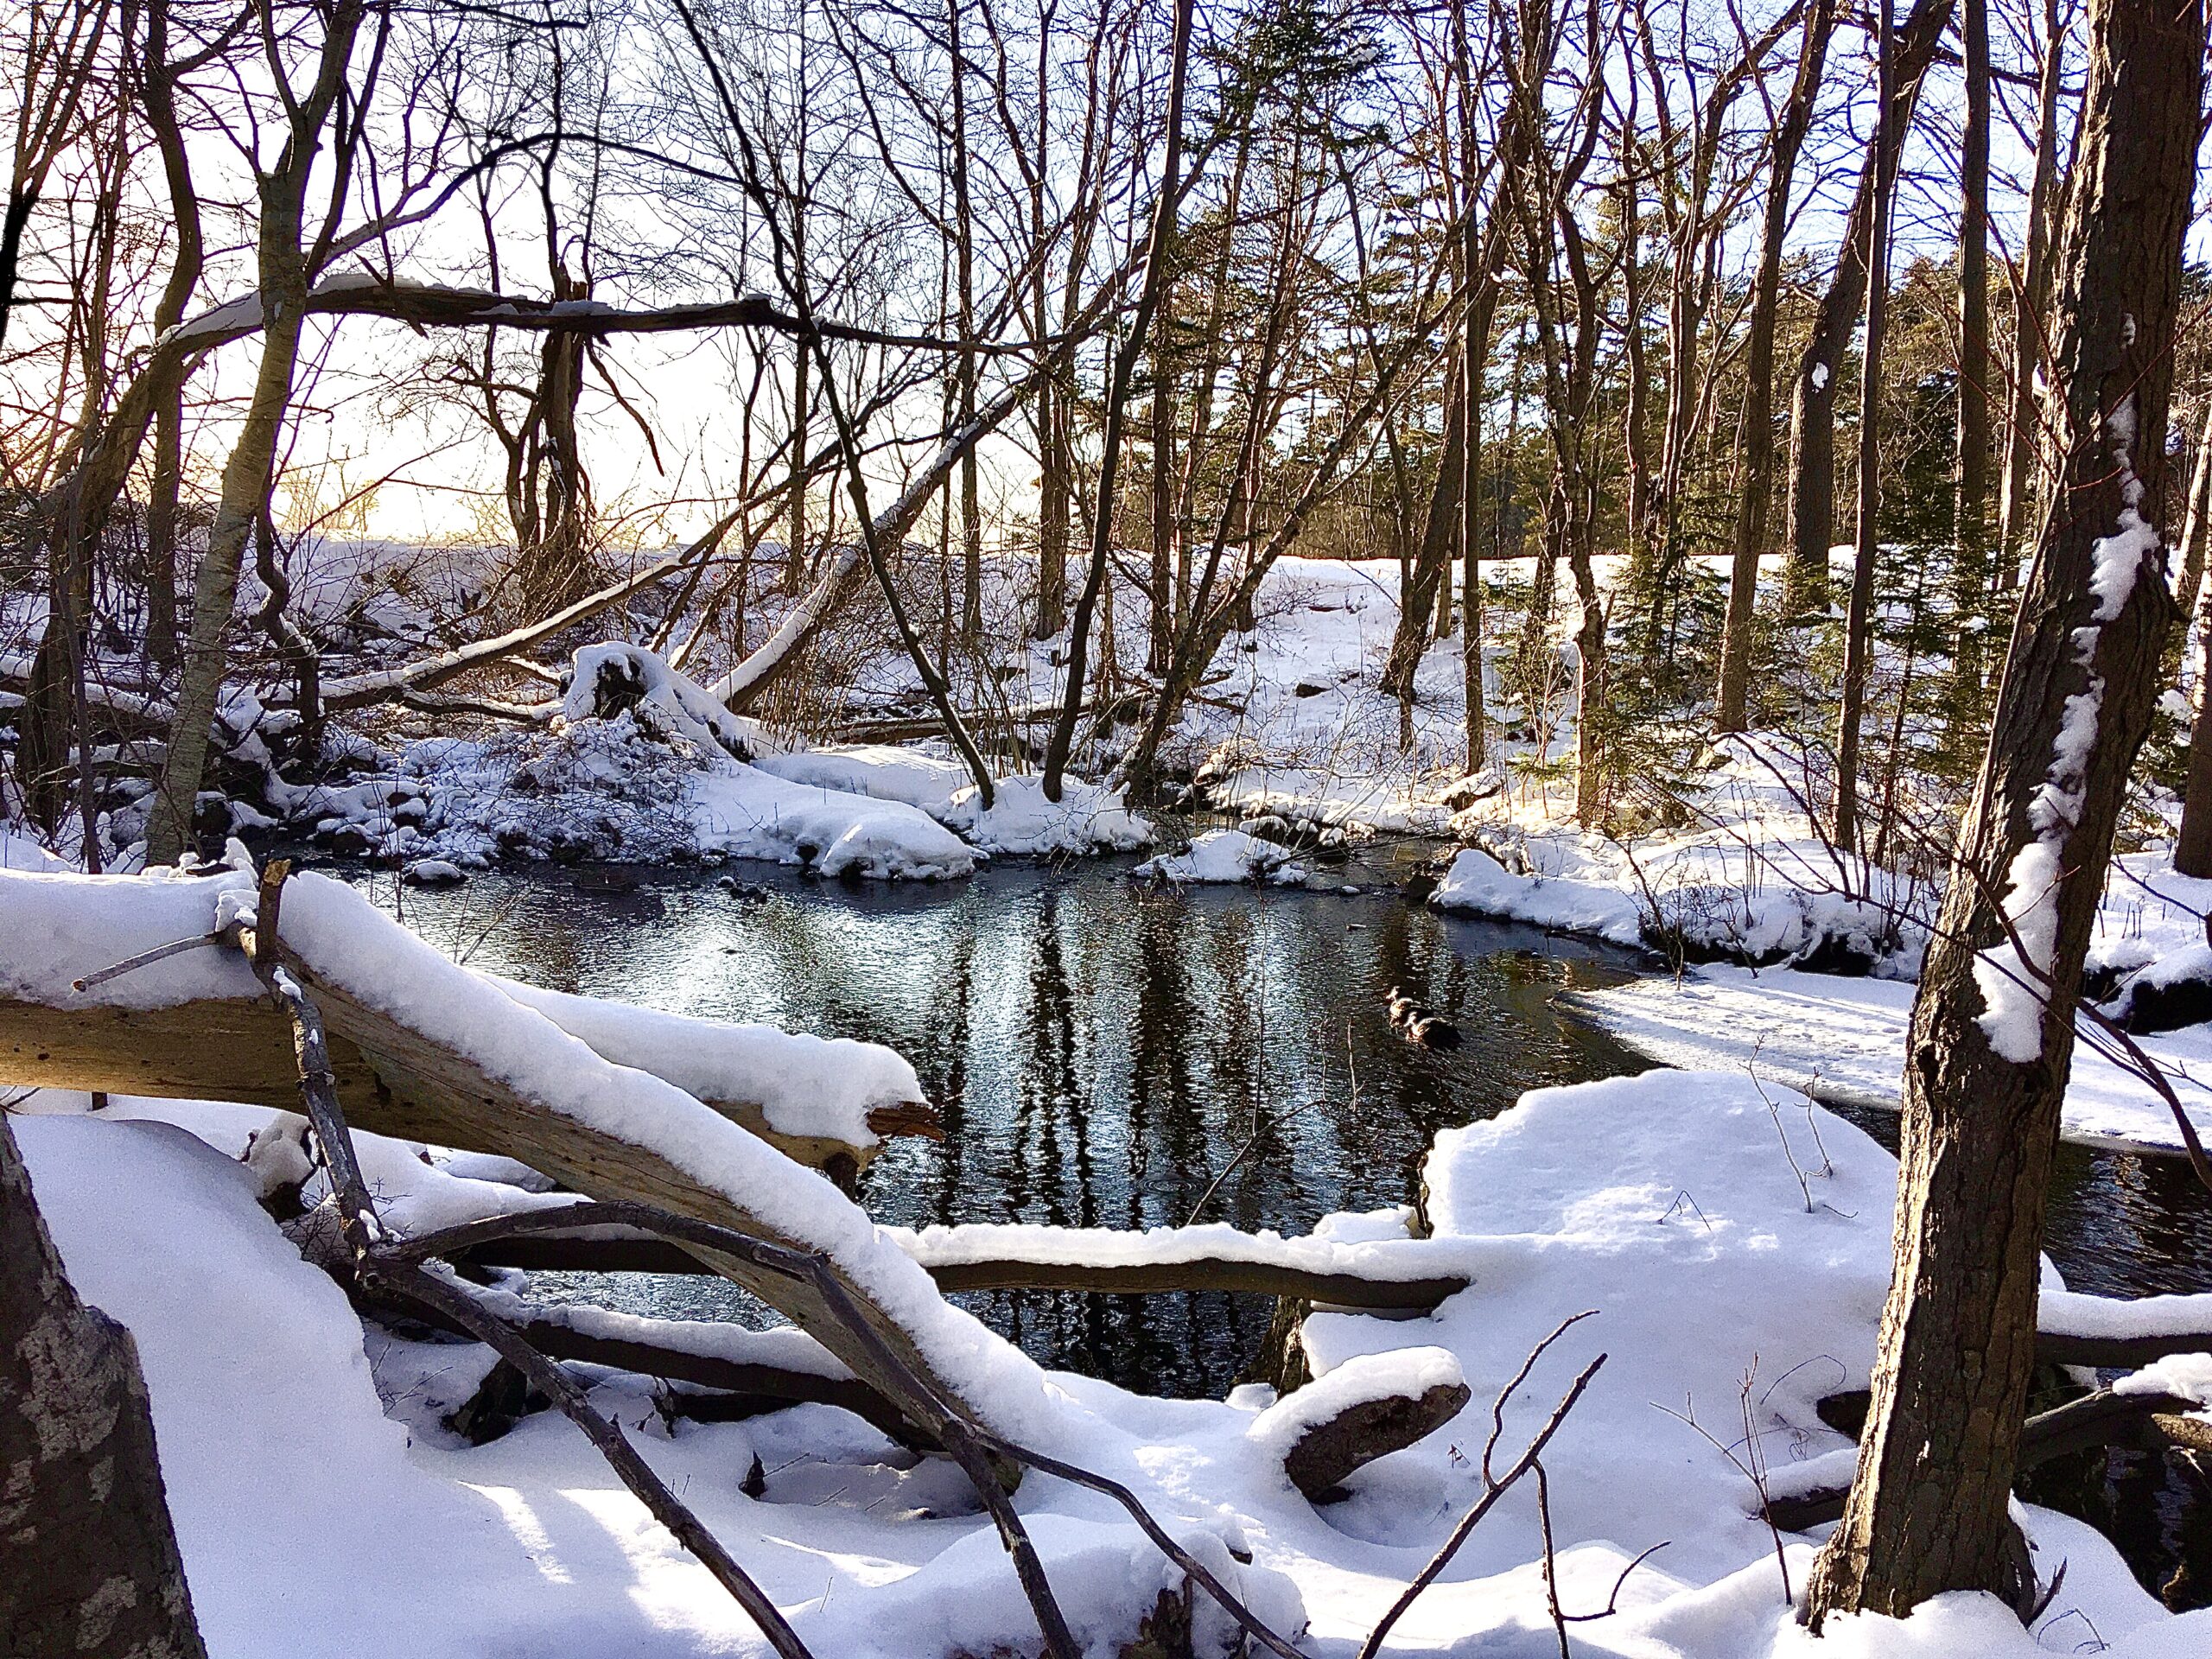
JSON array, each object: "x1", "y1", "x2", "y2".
[{"x1": 7, "y1": 0, "x2": 2212, "y2": 1652}]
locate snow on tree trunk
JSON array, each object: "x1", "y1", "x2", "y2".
[
  {"x1": 1804, "y1": 0, "x2": 2203, "y2": 1623},
  {"x1": 0, "y1": 1113, "x2": 207, "y2": 1657}
]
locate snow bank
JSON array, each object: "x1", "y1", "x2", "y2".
[
  {"x1": 939, "y1": 773, "x2": 1153, "y2": 857},
  {"x1": 756, "y1": 748, "x2": 1154, "y2": 856},
  {"x1": 1430, "y1": 845, "x2": 1644, "y2": 943},
  {"x1": 352, "y1": 718, "x2": 978, "y2": 877},
  {"x1": 1135, "y1": 828, "x2": 1307, "y2": 886},
  {"x1": 0, "y1": 825, "x2": 69, "y2": 870},
  {"x1": 1567, "y1": 963, "x2": 2212, "y2": 1154}
]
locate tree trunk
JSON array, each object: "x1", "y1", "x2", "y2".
[
  {"x1": 1999, "y1": 0, "x2": 2069, "y2": 564},
  {"x1": 950, "y1": 0, "x2": 982, "y2": 645},
  {"x1": 1951, "y1": 0, "x2": 1993, "y2": 711},
  {"x1": 1805, "y1": 0, "x2": 2202, "y2": 1620},
  {"x1": 1148, "y1": 313, "x2": 1176, "y2": 676},
  {"x1": 1, "y1": 1112, "x2": 207, "y2": 1658},
  {"x1": 1834, "y1": 0, "x2": 1897, "y2": 854},
  {"x1": 1381, "y1": 368, "x2": 1465, "y2": 698},
  {"x1": 1036, "y1": 377, "x2": 1068, "y2": 637},
  {"x1": 1783, "y1": 0, "x2": 1955, "y2": 607},
  {"x1": 147, "y1": 1, "x2": 364, "y2": 866},
  {"x1": 2177, "y1": 611, "x2": 2212, "y2": 877},
  {"x1": 1716, "y1": 0, "x2": 1834, "y2": 729},
  {"x1": 1041, "y1": 0, "x2": 1193, "y2": 802},
  {"x1": 146, "y1": 221, "x2": 311, "y2": 865}
]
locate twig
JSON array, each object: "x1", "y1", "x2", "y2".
[
  {"x1": 1357, "y1": 1329, "x2": 1608, "y2": 1659},
  {"x1": 69, "y1": 930, "x2": 224, "y2": 991},
  {"x1": 378, "y1": 1255, "x2": 817, "y2": 1657}
]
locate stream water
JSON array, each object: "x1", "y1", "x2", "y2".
[
  {"x1": 358, "y1": 845, "x2": 2212, "y2": 1380},
  {"x1": 355, "y1": 843, "x2": 2212, "y2": 1601}
]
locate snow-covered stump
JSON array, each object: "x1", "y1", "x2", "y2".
[{"x1": 1246, "y1": 1348, "x2": 1471, "y2": 1502}]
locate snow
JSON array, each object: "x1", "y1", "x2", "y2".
[
  {"x1": 1976, "y1": 837, "x2": 2067, "y2": 1063},
  {"x1": 350, "y1": 716, "x2": 982, "y2": 878},
  {"x1": 757, "y1": 749, "x2": 1154, "y2": 857},
  {"x1": 14, "y1": 1056, "x2": 2190, "y2": 1656},
  {"x1": 2114, "y1": 1352, "x2": 2212, "y2": 1406},
  {"x1": 16, "y1": 1114, "x2": 594, "y2": 1658},
  {"x1": 493, "y1": 976, "x2": 928, "y2": 1148},
  {"x1": 1432, "y1": 845, "x2": 1644, "y2": 943},
  {"x1": 888, "y1": 1217, "x2": 1463, "y2": 1285},
  {"x1": 1564, "y1": 963, "x2": 2212, "y2": 1154},
  {"x1": 1134, "y1": 828, "x2": 1308, "y2": 886},
  {"x1": 0, "y1": 864, "x2": 263, "y2": 1009},
  {"x1": 940, "y1": 773, "x2": 1153, "y2": 858},
  {"x1": 1426, "y1": 734, "x2": 1931, "y2": 976},
  {"x1": 561, "y1": 642, "x2": 779, "y2": 760},
  {"x1": 2044, "y1": 1286, "x2": 2212, "y2": 1339},
  {"x1": 0, "y1": 824, "x2": 69, "y2": 870}
]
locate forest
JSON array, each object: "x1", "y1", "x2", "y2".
[{"x1": 5, "y1": 0, "x2": 2212, "y2": 1653}]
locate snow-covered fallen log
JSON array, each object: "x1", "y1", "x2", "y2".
[
  {"x1": 0, "y1": 906, "x2": 942, "y2": 1178},
  {"x1": 1245, "y1": 1348, "x2": 1470, "y2": 1500},
  {"x1": 889, "y1": 1220, "x2": 1470, "y2": 1309},
  {"x1": 1, "y1": 870, "x2": 1004, "y2": 1389}
]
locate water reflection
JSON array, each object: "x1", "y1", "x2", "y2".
[
  {"x1": 368, "y1": 852, "x2": 1643, "y2": 1392},
  {"x1": 363, "y1": 855, "x2": 2212, "y2": 1395}
]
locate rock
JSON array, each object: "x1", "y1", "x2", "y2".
[{"x1": 2113, "y1": 947, "x2": 2212, "y2": 1034}]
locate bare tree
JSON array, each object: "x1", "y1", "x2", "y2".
[{"x1": 1714, "y1": 0, "x2": 1834, "y2": 730}]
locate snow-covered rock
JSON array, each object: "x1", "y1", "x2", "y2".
[{"x1": 1135, "y1": 829, "x2": 1307, "y2": 886}]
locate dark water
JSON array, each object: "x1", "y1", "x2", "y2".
[
  {"x1": 351, "y1": 849, "x2": 2212, "y2": 1394},
  {"x1": 338, "y1": 848, "x2": 2212, "y2": 1605},
  {"x1": 356, "y1": 847, "x2": 1647, "y2": 1394}
]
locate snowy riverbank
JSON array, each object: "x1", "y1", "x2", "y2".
[{"x1": 12, "y1": 1053, "x2": 2204, "y2": 1655}]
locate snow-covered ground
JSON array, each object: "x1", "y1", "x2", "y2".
[
  {"x1": 1566, "y1": 964, "x2": 2212, "y2": 1155},
  {"x1": 14, "y1": 1055, "x2": 2206, "y2": 1656}
]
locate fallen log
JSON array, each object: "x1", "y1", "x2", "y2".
[
  {"x1": 453, "y1": 1230, "x2": 1464, "y2": 1308},
  {"x1": 0, "y1": 988, "x2": 938, "y2": 1178},
  {"x1": 447, "y1": 1224, "x2": 1468, "y2": 1310},
  {"x1": 212, "y1": 869, "x2": 1018, "y2": 1461},
  {"x1": 1765, "y1": 1385, "x2": 2204, "y2": 1531},
  {"x1": 382, "y1": 1290, "x2": 929, "y2": 1448},
  {"x1": 917, "y1": 1256, "x2": 1461, "y2": 1310}
]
